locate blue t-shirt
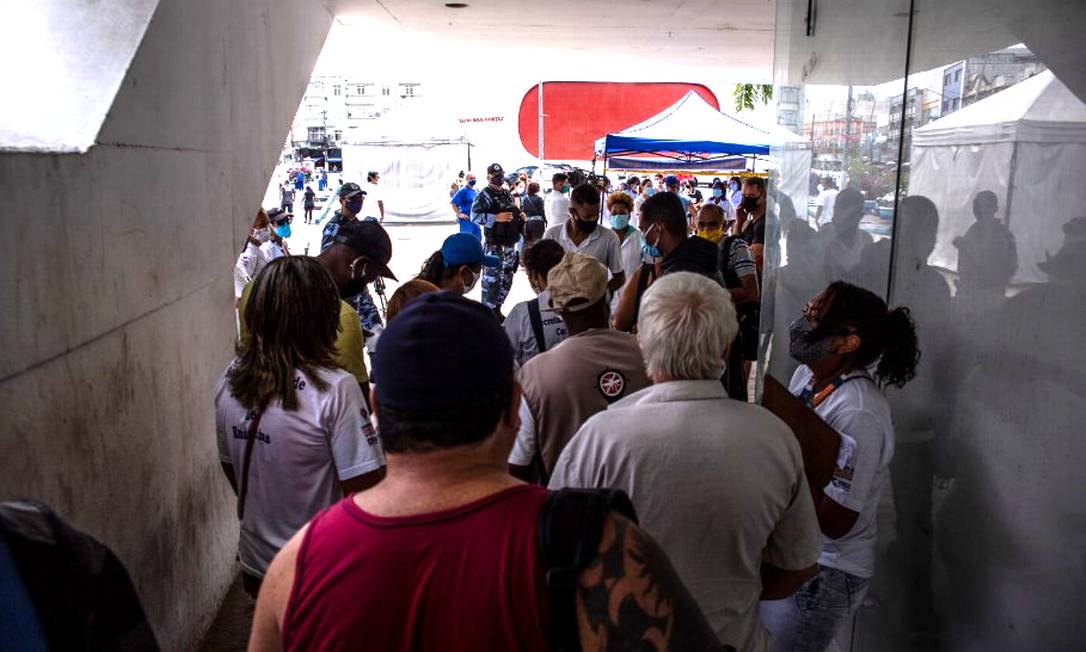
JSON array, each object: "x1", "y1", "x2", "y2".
[{"x1": 452, "y1": 186, "x2": 478, "y2": 217}]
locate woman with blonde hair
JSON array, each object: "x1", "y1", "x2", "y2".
[{"x1": 215, "y1": 256, "x2": 386, "y2": 598}]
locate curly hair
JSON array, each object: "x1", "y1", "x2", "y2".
[{"x1": 607, "y1": 191, "x2": 634, "y2": 214}]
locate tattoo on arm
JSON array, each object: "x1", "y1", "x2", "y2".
[{"x1": 576, "y1": 514, "x2": 727, "y2": 652}]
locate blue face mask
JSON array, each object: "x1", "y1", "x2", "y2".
[
  {"x1": 611, "y1": 213, "x2": 630, "y2": 230},
  {"x1": 641, "y1": 224, "x2": 661, "y2": 259},
  {"x1": 713, "y1": 188, "x2": 723, "y2": 198},
  {"x1": 346, "y1": 199, "x2": 363, "y2": 214},
  {"x1": 645, "y1": 187, "x2": 656, "y2": 197},
  {"x1": 274, "y1": 223, "x2": 291, "y2": 239}
]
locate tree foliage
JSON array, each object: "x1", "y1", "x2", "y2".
[{"x1": 733, "y1": 84, "x2": 774, "y2": 112}]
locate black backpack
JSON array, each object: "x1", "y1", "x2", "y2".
[{"x1": 538, "y1": 489, "x2": 638, "y2": 651}]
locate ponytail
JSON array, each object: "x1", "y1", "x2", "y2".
[
  {"x1": 874, "y1": 306, "x2": 920, "y2": 388},
  {"x1": 419, "y1": 251, "x2": 447, "y2": 285}
]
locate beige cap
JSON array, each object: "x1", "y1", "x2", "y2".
[{"x1": 547, "y1": 252, "x2": 608, "y2": 313}]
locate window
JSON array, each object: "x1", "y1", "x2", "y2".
[
  {"x1": 381, "y1": 86, "x2": 391, "y2": 96},
  {"x1": 954, "y1": 70, "x2": 961, "y2": 82},
  {"x1": 333, "y1": 85, "x2": 341, "y2": 96},
  {"x1": 945, "y1": 73, "x2": 952, "y2": 86}
]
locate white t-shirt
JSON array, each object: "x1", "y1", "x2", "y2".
[
  {"x1": 233, "y1": 241, "x2": 288, "y2": 299},
  {"x1": 543, "y1": 222, "x2": 625, "y2": 278},
  {"x1": 815, "y1": 188, "x2": 839, "y2": 226},
  {"x1": 363, "y1": 181, "x2": 383, "y2": 220},
  {"x1": 611, "y1": 228, "x2": 645, "y2": 312},
  {"x1": 214, "y1": 364, "x2": 386, "y2": 577},
  {"x1": 544, "y1": 190, "x2": 571, "y2": 227},
  {"x1": 503, "y1": 289, "x2": 569, "y2": 367},
  {"x1": 788, "y1": 365, "x2": 894, "y2": 578}
]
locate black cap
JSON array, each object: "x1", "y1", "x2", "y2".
[
  {"x1": 374, "y1": 292, "x2": 513, "y2": 412},
  {"x1": 332, "y1": 220, "x2": 397, "y2": 280},
  {"x1": 338, "y1": 182, "x2": 366, "y2": 198},
  {"x1": 486, "y1": 163, "x2": 504, "y2": 176},
  {"x1": 266, "y1": 207, "x2": 292, "y2": 223}
]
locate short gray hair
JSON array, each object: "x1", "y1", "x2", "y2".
[{"x1": 637, "y1": 272, "x2": 739, "y2": 380}]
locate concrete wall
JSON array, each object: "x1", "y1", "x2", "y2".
[{"x1": 0, "y1": 1, "x2": 332, "y2": 649}]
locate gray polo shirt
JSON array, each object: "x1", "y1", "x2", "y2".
[{"x1": 549, "y1": 380, "x2": 820, "y2": 651}]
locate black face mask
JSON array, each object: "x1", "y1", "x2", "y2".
[
  {"x1": 490, "y1": 175, "x2": 504, "y2": 187},
  {"x1": 742, "y1": 196, "x2": 760, "y2": 212},
  {"x1": 575, "y1": 218, "x2": 598, "y2": 234}
]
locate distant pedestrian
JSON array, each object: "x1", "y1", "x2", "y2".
[
  {"x1": 451, "y1": 173, "x2": 480, "y2": 239},
  {"x1": 522, "y1": 182, "x2": 546, "y2": 244},
  {"x1": 364, "y1": 171, "x2": 385, "y2": 222},
  {"x1": 303, "y1": 185, "x2": 315, "y2": 224},
  {"x1": 280, "y1": 181, "x2": 295, "y2": 214},
  {"x1": 544, "y1": 173, "x2": 570, "y2": 228}
]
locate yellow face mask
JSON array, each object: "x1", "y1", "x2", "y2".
[{"x1": 697, "y1": 226, "x2": 725, "y2": 244}]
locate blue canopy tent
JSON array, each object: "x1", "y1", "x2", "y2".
[{"x1": 594, "y1": 91, "x2": 811, "y2": 202}]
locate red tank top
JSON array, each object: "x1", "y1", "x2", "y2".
[{"x1": 282, "y1": 485, "x2": 550, "y2": 652}]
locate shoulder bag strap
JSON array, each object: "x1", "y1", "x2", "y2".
[
  {"x1": 527, "y1": 298, "x2": 548, "y2": 355},
  {"x1": 236, "y1": 411, "x2": 264, "y2": 520}
]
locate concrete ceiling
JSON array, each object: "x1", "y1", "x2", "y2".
[{"x1": 328, "y1": 0, "x2": 776, "y2": 78}]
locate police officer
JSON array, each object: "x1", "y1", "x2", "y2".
[{"x1": 470, "y1": 163, "x2": 525, "y2": 319}]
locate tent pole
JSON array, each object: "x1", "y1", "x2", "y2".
[{"x1": 1004, "y1": 141, "x2": 1018, "y2": 228}]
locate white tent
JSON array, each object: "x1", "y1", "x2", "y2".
[
  {"x1": 593, "y1": 92, "x2": 812, "y2": 211},
  {"x1": 342, "y1": 105, "x2": 472, "y2": 223},
  {"x1": 910, "y1": 70, "x2": 1086, "y2": 283}
]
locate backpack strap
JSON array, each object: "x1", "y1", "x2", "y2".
[
  {"x1": 527, "y1": 297, "x2": 548, "y2": 355},
  {"x1": 538, "y1": 489, "x2": 639, "y2": 651},
  {"x1": 236, "y1": 410, "x2": 264, "y2": 520}
]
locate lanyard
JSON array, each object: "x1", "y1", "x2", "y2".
[{"x1": 798, "y1": 372, "x2": 866, "y2": 409}]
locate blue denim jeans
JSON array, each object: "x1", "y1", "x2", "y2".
[{"x1": 760, "y1": 566, "x2": 870, "y2": 652}]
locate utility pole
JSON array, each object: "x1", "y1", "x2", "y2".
[{"x1": 537, "y1": 82, "x2": 545, "y2": 167}]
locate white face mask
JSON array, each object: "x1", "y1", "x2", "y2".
[
  {"x1": 252, "y1": 226, "x2": 272, "y2": 244},
  {"x1": 462, "y1": 267, "x2": 481, "y2": 294}
]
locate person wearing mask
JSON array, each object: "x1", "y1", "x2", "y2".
[
  {"x1": 697, "y1": 203, "x2": 760, "y2": 400},
  {"x1": 542, "y1": 184, "x2": 626, "y2": 294},
  {"x1": 664, "y1": 174, "x2": 691, "y2": 218},
  {"x1": 687, "y1": 177, "x2": 704, "y2": 205},
  {"x1": 654, "y1": 173, "x2": 666, "y2": 192},
  {"x1": 240, "y1": 220, "x2": 396, "y2": 396},
  {"x1": 417, "y1": 232, "x2": 500, "y2": 296},
  {"x1": 266, "y1": 208, "x2": 292, "y2": 254},
  {"x1": 385, "y1": 279, "x2": 440, "y2": 323},
  {"x1": 508, "y1": 253, "x2": 650, "y2": 484},
  {"x1": 217, "y1": 257, "x2": 387, "y2": 598},
  {"x1": 544, "y1": 172, "x2": 570, "y2": 228},
  {"x1": 234, "y1": 208, "x2": 273, "y2": 302},
  {"x1": 761, "y1": 282, "x2": 920, "y2": 652},
  {"x1": 303, "y1": 185, "x2": 316, "y2": 224},
  {"x1": 471, "y1": 162, "x2": 525, "y2": 320},
  {"x1": 624, "y1": 175, "x2": 640, "y2": 203},
  {"x1": 634, "y1": 177, "x2": 655, "y2": 224},
  {"x1": 321, "y1": 183, "x2": 387, "y2": 336},
  {"x1": 729, "y1": 176, "x2": 744, "y2": 208},
  {"x1": 521, "y1": 182, "x2": 547, "y2": 245},
  {"x1": 363, "y1": 171, "x2": 385, "y2": 223},
  {"x1": 613, "y1": 192, "x2": 722, "y2": 332},
  {"x1": 735, "y1": 177, "x2": 768, "y2": 278},
  {"x1": 550, "y1": 272, "x2": 821, "y2": 651},
  {"x1": 450, "y1": 173, "x2": 480, "y2": 239},
  {"x1": 503, "y1": 239, "x2": 567, "y2": 367},
  {"x1": 249, "y1": 292, "x2": 726, "y2": 652},
  {"x1": 708, "y1": 179, "x2": 738, "y2": 227},
  {"x1": 606, "y1": 191, "x2": 644, "y2": 314}
]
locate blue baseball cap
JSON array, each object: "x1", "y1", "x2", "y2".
[
  {"x1": 441, "y1": 233, "x2": 500, "y2": 268},
  {"x1": 664, "y1": 175, "x2": 680, "y2": 186},
  {"x1": 374, "y1": 292, "x2": 513, "y2": 412}
]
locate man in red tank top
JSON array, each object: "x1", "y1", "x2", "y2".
[{"x1": 249, "y1": 292, "x2": 725, "y2": 652}]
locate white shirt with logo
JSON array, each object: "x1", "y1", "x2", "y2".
[
  {"x1": 503, "y1": 289, "x2": 569, "y2": 367},
  {"x1": 215, "y1": 364, "x2": 386, "y2": 577},
  {"x1": 789, "y1": 365, "x2": 894, "y2": 578}
]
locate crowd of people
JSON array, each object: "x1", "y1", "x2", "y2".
[{"x1": 218, "y1": 160, "x2": 923, "y2": 651}]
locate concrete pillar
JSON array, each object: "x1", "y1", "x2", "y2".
[{"x1": 0, "y1": 1, "x2": 332, "y2": 649}]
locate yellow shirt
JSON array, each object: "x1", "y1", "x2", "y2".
[{"x1": 237, "y1": 282, "x2": 369, "y2": 384}]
